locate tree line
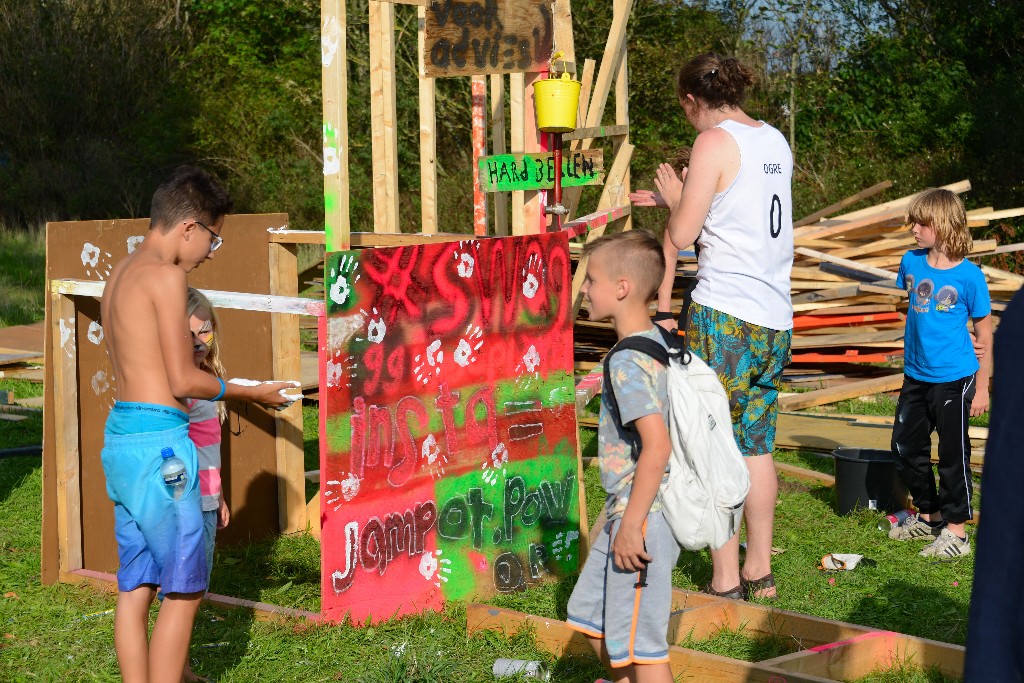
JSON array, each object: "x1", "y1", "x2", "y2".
[{"x1": 0, "y1": 0, "x2": 1021, "y2": 251}]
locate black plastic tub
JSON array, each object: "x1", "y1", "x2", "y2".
[{"x1": 831, "y1": 447, "x2": 910, "y2": 515}]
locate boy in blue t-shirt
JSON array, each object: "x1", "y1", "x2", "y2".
[
  {"x1": 567, "y1": 230, "x2": 677, "y2": 682},
  {"x1": 889, "y1": 188, "x2": 992, "y2": 559}
]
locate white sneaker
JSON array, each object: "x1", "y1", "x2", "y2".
[
  {"x1": 919, "y1": 528, "x2": 971, "y2": 558},
  {"x1": 888, "y1": 513, "x2": 943, "y2": 541}
]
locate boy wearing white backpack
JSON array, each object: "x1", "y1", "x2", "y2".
[{"x1": 566, "y1": 230, "x2": 678, "y2": 683}]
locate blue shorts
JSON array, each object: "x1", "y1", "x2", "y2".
[
  {"x1": 101, "y1": 403, "x2": 208, "y2": 594},
  {"x1": 566, "y1": 509, "x2": 680, "y2": 667}
]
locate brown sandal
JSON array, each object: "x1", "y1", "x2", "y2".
[
  {"x1": 741, "y1": 573, "x2": 776, "y2": 600},
  {"x1": 701, "y1": 583, "x2": 744, "y2": 600}
]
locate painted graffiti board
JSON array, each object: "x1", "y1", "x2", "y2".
[
  {"x1": 423, "y1": 0, "x2": 553, "y2": 78},
  {"x1": 320, "y1": 233, "x2": 580, "y2": 624},
  {"x1": 479, "y1": 149, "x2": 604, "y2": 192}
]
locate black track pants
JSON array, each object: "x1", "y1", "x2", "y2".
[{"x1": 890, "y1": 374, "x2": 976, "y2": 524}]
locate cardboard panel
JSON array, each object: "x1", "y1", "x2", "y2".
[
  {"x1": 42, "y1": 215, "x2": 288, "y2": 580},
  {"x1": 320, "y1": 233, "x2": 579, "y2": 623}
]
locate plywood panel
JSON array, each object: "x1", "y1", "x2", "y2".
[
  {"x1": 320, "y1": 234, "x2": 579, "y2": 623},
  {"x1": 43, "y1": 215, "x2": 290, "y2": 577}
]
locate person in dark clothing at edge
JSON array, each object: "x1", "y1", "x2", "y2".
[{"x1": 964, "y1": 288, "x2": 1024, "y2": 682}]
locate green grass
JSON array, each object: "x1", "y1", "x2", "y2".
[
  {"x1": 0, "y1": 379, "x2": 44, "y2": 450},
  {"x1": 0, "y1": 403, "x2": 971, "y2": 681},
  {"x1": 0, "y1": 226, "x2": 45, "y2": 326}
]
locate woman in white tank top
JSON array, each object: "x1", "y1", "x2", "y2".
[{"x1": 632, "y1": 53, "x2": 794, "y2": 601}]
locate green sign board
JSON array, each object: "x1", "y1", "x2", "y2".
[{"x1": 478, "y1": 150, "x2": 604, "y2": 192}]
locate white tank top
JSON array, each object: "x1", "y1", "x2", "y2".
[{"x1": 691, "y1": 119, "x2": 794, "y2": 331}]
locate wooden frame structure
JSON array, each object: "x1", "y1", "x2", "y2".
[
  {"x1": 41, "y1": 217, "x2": 314, "y2": 584},
  {"x1": 467, "y1": 589, "x2": 965, "y2": 681},
  {"x1": 46, "y1": 269, "x2": 323, "y2": 584}
]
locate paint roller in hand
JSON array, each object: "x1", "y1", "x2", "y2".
[{"x1": 227, "y1": 378, "x2": 302, "y2": 411}]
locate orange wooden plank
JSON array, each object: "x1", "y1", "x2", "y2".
[
  {"x1": 793, "y1": 312, "x2": 902, "y2": 331},
  {"x1": 791, "y1": 350, "x2": 903, "y2": 364}
]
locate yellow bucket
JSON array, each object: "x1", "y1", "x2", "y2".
[{"x1": 533, "y1": 72, "x2": 581, "y2": 133}]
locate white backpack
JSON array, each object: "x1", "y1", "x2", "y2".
[{"x1": 602, "y1": 330, "x2": 750, "y2": 551}]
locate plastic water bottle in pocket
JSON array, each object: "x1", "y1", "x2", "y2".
[{"x1": 160, "y1": 447, "x2": 187, "y2": 500}]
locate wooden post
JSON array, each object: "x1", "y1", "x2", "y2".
[
  {"x1": 523, "y1": 71, "x2": 545, "y2": 234},
  {"x1": 370, "y1": 0, "x2": 399, "y2": 233},
  {"x1": 570, "y1": 142, "x2": 634, "y2": 318},
  {"x1": 322, "y1": 0, "x2": 351, "y2": 251},
  {"x1": 472, "y1": 75, "x2": 489, "y2": 236},
  {"x1": 268, "y1": 243, "x2": 306, "y2": 534},
  {"x1": 50, "y1": 290, "x2": 83, "y2": 574},
  {"x1": 561, "y1": 0, "x2": 634, "y2": 220},
  {"x1": 570, "y1": 59, "x2": 596, "y2": 152},
  {"x1": 417, "y1": 6, "x2": 438, "y2": 235},
  {"x1": 490, "y1": 74, "x2": 509, "y2": 236},
  {"x1": 510, "y1": 72, "x2": 526, "y2": 236},
  {"x1": 615, "y1": 43, "x2": 631, "y2": 231}
]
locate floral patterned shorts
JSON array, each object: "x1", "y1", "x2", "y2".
[{"x1": 686, "y1": 302, "x2": 792, "y2": 457}]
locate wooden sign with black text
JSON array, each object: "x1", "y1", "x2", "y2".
[
  {"x1": 423, "y1": 0, "x2": 553, "y2": 78},
  {"x1": 478, "y1": 150, "x2": 604, "y2": 192}
]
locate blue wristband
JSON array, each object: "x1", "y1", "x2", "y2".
[{"x1": 211, "y1": 377, "x2": 226, "y2": 402}]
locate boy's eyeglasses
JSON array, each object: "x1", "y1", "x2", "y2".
[{"x1": 194, "y1": 220, "x2": 224, "y2": 252}]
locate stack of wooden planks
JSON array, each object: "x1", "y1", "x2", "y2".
[{"x1": 572, "y1": 178, "x2": 1024, "y2": 412}]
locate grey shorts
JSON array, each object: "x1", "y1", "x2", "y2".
[{"x1": 566, "y1": 509, "x2": 680, "y2": 667}]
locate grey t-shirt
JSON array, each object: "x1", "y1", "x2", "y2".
[{"x1": 599, "y1": 327, "x2": 671, "y2": 520}]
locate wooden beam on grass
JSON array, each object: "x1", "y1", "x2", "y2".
[
  {"x1": 775, "y1": 461, "x2": 835, "y2": 487},
  {"x1": 62, "y1": 569, "x2": 322, "y2": 623},
  {"x1": 465, "y1": 603, "x2": 836, "y2": 683},
  {"x1": 50, "y1": 290, "x2": 82, "y2": 574},
  {"x1": 778, "y1": 373, "x2": 904, "y2": 411},
  {"x1": 794, "y1": 180, "x2": 893, "y2": 228},
  {"x1": 369, "y1": 0, "x2": 399, "y2": 233},
  {"x1": 762, "y1": 631, "x2": 964, "y2": 682},
  {"x1": 322, "y1": 0, "x2": 351, "y2": 251}
]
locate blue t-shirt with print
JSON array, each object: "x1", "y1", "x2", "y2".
[
  {"x1": 598, "y1": 327, "x2": 670, "y2": 520},
  {"x1": 897, "y1": 249, "x2": 990, "y2": 383}
]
